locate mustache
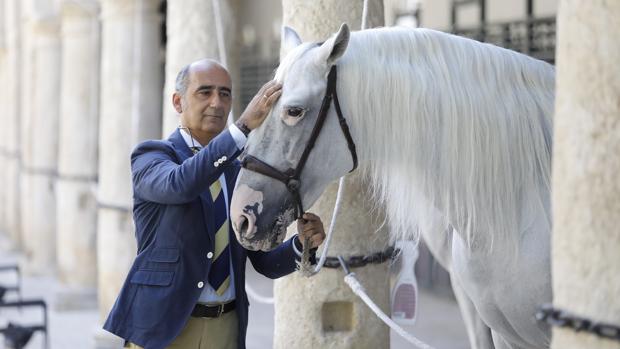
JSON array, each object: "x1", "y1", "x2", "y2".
[{"x1": 203, "y1": 108, "x2": 225, "y2": 118}]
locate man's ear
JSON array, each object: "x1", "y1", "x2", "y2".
[{"x1": 172, "y1": 92, "x2": 183, "y2": 114}]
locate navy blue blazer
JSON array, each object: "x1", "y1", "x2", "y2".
[{"x1": 103, "y1": 128, "x2": 300, "y2": 349}]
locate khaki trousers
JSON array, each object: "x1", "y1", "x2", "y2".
[{"x1": 126, "y1": 311, "x2": 238, "y2": 349}]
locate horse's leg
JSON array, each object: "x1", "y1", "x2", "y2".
[
  {"x1": 491, "y1": 330, "x2": 519, "y2": 349},
  {"x1": 450, "y1": 272, "x2": 495, "y2": 349},
  {"x1": 419, "y1": 222, "x2": 493, "y2": 349}
]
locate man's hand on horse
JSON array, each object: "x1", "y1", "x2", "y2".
[
  {"x1": 297, "y1": 213, "x2": 326, "y2": 249},
  {"x1": 236, "y1": 80, "x2": 282, "y2": 132}
]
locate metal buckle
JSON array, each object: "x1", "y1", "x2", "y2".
[{"x1": 216, "y1": 304, "x2": 224, "y2": 317}]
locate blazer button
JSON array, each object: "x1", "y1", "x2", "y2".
[
  {"x1": 197, "y1": 281, "x2": 204, "y2": 288},
  {"x1": 222, "y1": 156, "x2": 227, "y2": 161},
  {"x1": 207, "y1": 252, "x2": 214, "y2": 259},
  {"x1": 213, "y1": 162, "x2": 219, "y2": 167}
]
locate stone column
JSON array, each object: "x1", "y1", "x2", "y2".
[
  {"x1": 54, "y1": 0, "x2": 100, "y2": 310},
  {"x1": 552, "y1": 1, "x2": 620, "y2": 349},
  {"x1": 19, "y1": 7, "x2": 61, "y2": 274},
  {"x1": 274, "y1": 2, "x2": 389, "y2": 348},
  {"x1": 96, "y1": 0, "x2": 163, "y2": 346},
  {"x1": 0, "y1": 0, "x2": 7, "y2": 238},
  {"x1": 1, "y1": 0, "x2": 22, "y2": 250},
  {"x1": 161, "y1": 0, "x2": 240, "y2": 136}
]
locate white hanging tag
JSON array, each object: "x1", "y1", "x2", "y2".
[{"x1": 391, "y1": 240, "x2": 419, "y2": 325}]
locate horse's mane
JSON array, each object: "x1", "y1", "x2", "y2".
[{"x1": 333, "y1": 27, "x2": 555, "y2": 250}]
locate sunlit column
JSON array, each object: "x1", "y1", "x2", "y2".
[
  {"x1": 55, "y1": 0, "x2": 100, "y2": 310},
  {"x1": 95, "y1": 0, "x2": 163, "y2": 346},
  {"x1": 19, "y1": 1, "x2": 61, "y2": 274},
  {"x1": 274, "y1": 2, "x2": 390, "y2": 348}
]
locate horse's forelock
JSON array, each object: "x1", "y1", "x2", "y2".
[{"x1": 274, "y1": 43, "x2": 317, "y2": 83}]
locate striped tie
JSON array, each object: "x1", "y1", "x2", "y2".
[{"x1": 208, "y1": 180, "x2": 231, "y2": 295}]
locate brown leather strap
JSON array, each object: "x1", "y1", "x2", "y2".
[
  {"x1": 242, "y1": 155, "x2": 290, "y2": 184},
  {"x1": 241, "y1": 65, "x2": 358, "y2": 220}
]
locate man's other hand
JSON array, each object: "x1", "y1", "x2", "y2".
[
  {"x1": 297, "y1": 213, "x2": 326, "y2": 249},
  {"x1": 237, "y1": 80, "x2": 282, "y2": 131}
]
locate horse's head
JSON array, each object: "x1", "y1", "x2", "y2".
[{"x1": 231, "y1": 24, "x2": 356, "y2": 251}]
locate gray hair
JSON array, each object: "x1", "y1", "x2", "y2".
[
  {"x1": 175, "y1": 59, "x2": 228, "y2": 97},
  {"x1": 175, "y1": 64, "x2": 191, "y2": 96}
]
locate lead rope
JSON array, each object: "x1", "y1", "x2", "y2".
[
  {"x1": 299, "y1": 176, "x2": 346, "y2": 276},
  {"x1": 339, "y1": 258, "x2": 434, "y2": 349}
]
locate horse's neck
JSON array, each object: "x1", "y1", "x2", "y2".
[{"x1": 339, "y1": 43, "x2": 553, "y2": 251}]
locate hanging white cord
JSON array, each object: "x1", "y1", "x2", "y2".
[
  {"x1": 361, "y1": 0, "x2": 370, "y2": 30},
  {"x1": 211, "y1": 0, "x2": 234, "y2": 126},
  {"x1": 299, "y1": 176, "x2": 346, "y2": 276},
  {"x1": 211, "y1": 0, "x2": 227, "y2": 68},
  {"x1": 315, "y1": 176, "x2": 346, "y2": 270},
  {"x1": 344, "y1": 272, "x2": 434, "y2": 349}
]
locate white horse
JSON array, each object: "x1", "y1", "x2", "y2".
[{"x1": 231, "y1": 24, "x2": 554, "y2": 349}]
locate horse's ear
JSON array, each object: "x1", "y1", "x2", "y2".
[
  {"x1": 316, "y1": 23, "x2": 350, "y2": 67},
  {"x1": 281, "y1": 26, "x2": 302, "y2": 56}
]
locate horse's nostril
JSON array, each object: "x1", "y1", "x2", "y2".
[{"x1": 239, "y1": 216, "x2": 249, "y2": 235}]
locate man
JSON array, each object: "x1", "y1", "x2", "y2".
[{"x1": 103, "y1": 59, "x2": 326, "y2": 349}]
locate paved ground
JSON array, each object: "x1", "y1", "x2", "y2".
[{"x1": 0, "y1": 235, "x2": 469, "y2": 348}]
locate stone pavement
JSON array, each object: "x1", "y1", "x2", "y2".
[{"x1": 0, "y1": 237, "x2": 468, "y2": 349}]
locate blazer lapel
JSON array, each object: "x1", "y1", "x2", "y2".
[
  {"x1": 168, "y1": 128, "x2": 215, "y2": 245},
  {"x1": 168, "y1": 128, "x2": 194, "y2": 162}
]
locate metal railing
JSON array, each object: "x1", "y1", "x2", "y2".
[
  {"x1": 453, "y1": 16, "x2": 556, "y2": 63},
  {"x1": 0, "y1": 265, "x2": 48, "y2": 349}
]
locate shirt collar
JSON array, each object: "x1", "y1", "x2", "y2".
[{"x1": 179, "y1": 127, "x2": 203, "y2": 150}]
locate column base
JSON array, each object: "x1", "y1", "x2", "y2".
[
  {"x1": 93, "y1": 327, "x2": 124, "y2": 349},
  {"x1": 0, "y1": 232, "x2": 18, "y2": 253},
  {"x1": 19, "y1": 254, "x2": 55, "y2": 277}
]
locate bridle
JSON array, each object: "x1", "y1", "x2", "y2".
[{"x1": 241, "y1": 65, "x2": 358, "y2": 220}]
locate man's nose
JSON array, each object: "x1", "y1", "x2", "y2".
[{"x1": 209, "y1": 93, "x2": 224, "y2": 109}]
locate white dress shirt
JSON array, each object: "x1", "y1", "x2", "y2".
[{"x1": 179, "y1": 125, "x2": 246, "y2": 304}]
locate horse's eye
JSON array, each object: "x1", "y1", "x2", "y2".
[{"x1": 287, "y1": 107, "x2": 305, "y2": 118}]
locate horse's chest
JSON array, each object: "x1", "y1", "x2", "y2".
[{"x1": 450, "y1": 237, "x2": 505, "y2": 294}]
